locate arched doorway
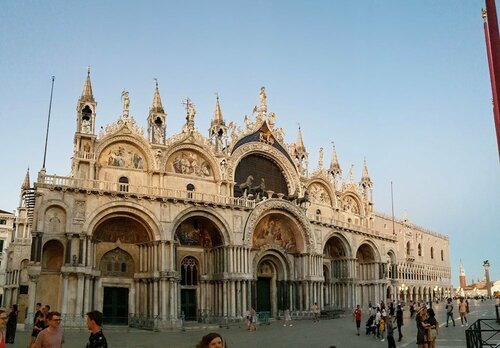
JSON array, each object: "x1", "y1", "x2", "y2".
[
  {"x1": 38, "y1": 239, "x2": 65, "y2": 309},
  {"x1": 174, "y1": 216, "x2": 224, "y2": 321},
  {"x1": 323, "y1": 235, "x2": 350, "y2": 308},
  {"x1": 93, "y1": 214, "x2": 151, "y2": 322},
  {"x1": 356, "y1": 243, "x2": 377, "y2": 309},
  {"x1": 100, "y1": 248, "x2": 134, "y2": 324},
  {"x1": 255, "y1": 253, "x2": 289, "y2": 317}
]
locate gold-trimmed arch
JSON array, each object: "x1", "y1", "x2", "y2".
[
  {"x1": 243, "y1": 199, "x2": 315, "y2": 253},
  {"x1": 83, "y1": 201, "x2": 161, "y2": 242},
  {"x1": 322, "y1": 230, "x2": 352, "y2": 258},
  {"x1": 355, "y1": 239, "x2": 382, "y2": 262},
  {"x1": 96, "y1": 134, "x2": 155, "y2": 172},
  {"x1": 169, "y1": 206, "x2": 231, "y2": 246},
  {"x1": 252, "y1": 247, "x2": 291, "y2": 281},
  {"x1": 230, "y1": 142, "x2": 299, "y2": 196}
]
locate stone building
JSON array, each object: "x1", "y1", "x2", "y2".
[
  {"x1": 0, "y1": 209, "x2": 16, "y2": 306},
  {"x1": 8, "y1": 70, "x2": 451, "y2": 329}
]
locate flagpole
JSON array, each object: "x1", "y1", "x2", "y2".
[
  {"x1": 42, "y1": 76, "x2": 55, "y2": 169},
  {"x1": 391, "y1": 181, "x2": 396, "y2": 235}
]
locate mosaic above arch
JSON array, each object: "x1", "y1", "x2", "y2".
[
  {"x1": 252, "y1": 213, "x2": 302, "y2": 253},
  {"x1": 175, "y1": 216, "x2": 223, "y2": 247},
  {"x1": 166, "y1": 150, "x2": 213, "y2": 178},
  {"x1": 99, "y1": 142, "x2": 147, "y2": 170}
]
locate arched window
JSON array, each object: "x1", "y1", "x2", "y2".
[
  {"x1": 430, "y1": 247, "x2": 434, "y2": 259},
  {"x1": 441, "y1": 250, "x2": 444, "y2": 261},
  {"x1": 181, "y1": 256, "x2": 198, "y2": 286},
  {"x1": 186, "y1": 183, "x2": 195, "y2": 199},
  {"x1": 100, "y1": 248, "x2": 134, "y2": 277},
  {"x1": 406, "y1": 241, "x2": 411, "y2": 255},
  {"x1": 118, "y1": 177, "x2": 129, "y2": 192},
  {"x1": 418, "y1": 244, "x2": 422, "y2": 256}
]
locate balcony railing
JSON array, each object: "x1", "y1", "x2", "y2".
[
  {"x1": 307, "y1": 213, "x2": 396, "y2": 241},
  {"x1": 39, "y1": 174, "x2": 255, "y2": 209},
  {"x1": 73, "y1": 151, "x2": 96, "y2": 161}
]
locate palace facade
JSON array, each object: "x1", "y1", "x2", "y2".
[{"x1": 5, "y1": 70, "x2": 451, "y2": 329}]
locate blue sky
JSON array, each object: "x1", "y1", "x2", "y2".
[{"x1": 1, "y1": 1, "x2": 498, "y2": 285}]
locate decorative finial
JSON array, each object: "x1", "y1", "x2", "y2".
[
  {"x1": 482, "y1": 8, "x2": 487, "y2": 21},
  {"x1": 154, "y1": 78, "x2": 158, "y2": 88},
  {"x1": 318, "y1": 147, "x2": 324, "y2": 168},
  {"x1": 121, "y1": 90, "x2": 130, "y2": 117},
  {"x1": 87, "y1": 66, "x2": 90, "y2": 77}
]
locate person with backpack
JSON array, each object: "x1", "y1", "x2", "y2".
[{"x1": 445, "y1": 298, "x2": 456, "y2": 327}]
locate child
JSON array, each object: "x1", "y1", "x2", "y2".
[
  {"x1": 379, "y1": 315, "x2": 386, "y2": 342},
  {"x1": 283, "y1": 308, "x2": 292, "y2": 327}
]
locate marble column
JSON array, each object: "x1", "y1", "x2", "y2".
[{"x1": 61, "y1": 274, "x2": 69, "y2": 315}]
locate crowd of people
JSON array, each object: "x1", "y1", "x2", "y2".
[
  {"x1": 0, "y1": 303, "x2": 108, "y2": 348},
  {"x1": 353, "y1": 297, "x2": 471, "y2": 348}
]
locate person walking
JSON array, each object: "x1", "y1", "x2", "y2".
[
  {"x1": 29, "y1": 311, "x2": 46, "y2": 348},
  {"x1": 395, "y1": 304, "x2": 404, "y2": 342},
  {"x1": 247, "y1": 307, "x2": 256, "y2": 332},
  {"x1": 33, "y1": 311, "x2": 64, "y2": 348},
  {"x1": 353, "y1": 305, "x2": 362, "y2": 336},
  {"x1": 86, "y1": 310, "x2": 108, "y2": 348},
  {"x1": 445, "y1": 298, "x2": 456, "y2": 327},
  {"x1": 311, "y1": 302, "x2": 319, "y2": 323},
  {"x1": 5, "y1": 304, "x2": 18, "y2": 344},
  {"x1": 386, "y1": 314, "x2": 396, "y2": 348},
  {"x1": 459, "y1": 298, "x2": 468, "y2": 327}
]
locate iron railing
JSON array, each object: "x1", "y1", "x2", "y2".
[{"x1": 465, "y1": 319, "x2": 500, "y2": 348}]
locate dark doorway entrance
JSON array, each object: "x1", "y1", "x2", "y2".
[
  {"x1": 181, "y1": 289, "x2": 197, "y2": 321},
  {"x1": 103, "y1": 287, "x2": 129, "y2": 325},
  {"x1": 257, "y1": 277, "x2": 271, "y2": 312}
]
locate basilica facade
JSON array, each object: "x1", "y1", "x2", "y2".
[{"x1": 5, "y1": 70, "x2": 451, "y2": 329}]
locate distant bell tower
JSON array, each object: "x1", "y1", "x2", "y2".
[
  {"x1": 71, "y1": 67, "x2": 97, "y2": 180},
  {"x1": 459, "y1": 260, "x2": 466, "y2": 288},
  {"x1": 483, "y1": 260, "x2": 492, "y2": 297}
]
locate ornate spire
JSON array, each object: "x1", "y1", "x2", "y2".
[
  {"x1": 150, "y1": 79, "x2": 164, "y2": 113},
  {"x1": 329, "y1": 142, "x2": 341, "y2": 176},
  {"x1": 360, "y1": 158, "x2": 373, "y2": 191},
  {"x1": 21, "y1": 168, "x2": 30, "y2": 190},
  {"x1": 211, "y1": 94, "x2": 225, "y2": 127},
  {"x1": 80, "y1": 66, "x2": 94, "y2": 102},
  {"x1": 295, "y1": 125, "x2": 306, "y2": 154}
]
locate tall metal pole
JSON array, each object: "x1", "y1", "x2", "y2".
[
  {"x1": 484, "y1": 0, "x2": 500, "y2": 160},
  {"x1": 391, "y1": 181, "x2": 396, "y2": 236},
  {"x1": 42, "y1": 76, "x2": 55, "y2": 169}
]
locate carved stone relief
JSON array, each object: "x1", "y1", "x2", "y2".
[
  {"x1": 308, "y1": 183, "x2": 331, "y2": 204},
  {"x1": 342, "y1": 195, "x2": 360, "y2": 214}
]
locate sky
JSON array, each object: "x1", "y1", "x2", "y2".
[{"x1": 0, "y1": 1, "x2": 498, "y2": 286}]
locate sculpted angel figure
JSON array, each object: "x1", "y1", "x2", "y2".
[
  {"x1": 259, "y1": 86, "x2": 266, "y2": 109},
  {"x1": 122, "y1": 90, "x2": 130, "y2": 116}
]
